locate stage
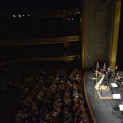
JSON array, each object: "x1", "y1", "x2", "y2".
[{"x1": 84, "y1": 71, "x2": 123, "y2": 123}]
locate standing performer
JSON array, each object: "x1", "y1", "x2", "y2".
[
  {"x1": 96, "y1": 62, "x2": 100, "y2": 71},
  {"x1": 107, "y1": 66, "x2": 112, "y2": 80},
  {"x1": 103, "y1": 63, "x2": 107, "y2": 75},
  {"x1": 115, "y1": 66, "x2": 118, "y2": 75}
]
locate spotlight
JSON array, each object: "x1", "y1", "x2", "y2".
[
  {"x1": 28, "y1": 14, "x2": 30, "y2": 16},
  {"x1": 71, "y1": 18, "x2": 74, "y2": 20}
]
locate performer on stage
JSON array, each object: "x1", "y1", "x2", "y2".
[
  {"x1": 96, "y1": 62, "x2": 100, "y2": 71},
  {"x1": 103, "y1": 63, "x2": 107, "y2": 75},
  {"x1": 115, "y1": 66, "x2": 118, "y2": 75},
  {"x1": 115, "y1": 73, "x2": 120, "y2": 83},
  {"x1": 107, "y1": 66, "x2": 112, "y2": 80}
]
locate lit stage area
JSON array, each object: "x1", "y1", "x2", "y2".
[{"x1": 84, "y1": 71, "x2": 123, "y2": 123}]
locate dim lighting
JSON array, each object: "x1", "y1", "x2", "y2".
[
  {"x1": 68, "y1": 18, "x2": 70, "y2": 20},
  {"x1": 71, "y1": 18, "x2": 74, "y2": 20},
  {"x1": 13, "y1": 15, "x2": 16, "y2": 17},
  {"x1": 63, "y1": 9, "x2": 66, "y2": 13},
  {"x1": 23, "y1": 15, "x2": 24, "y2": 16},
  {"x1": 68, "y1": 9, "x2": 71, "y2": 14},
  {"x1": 57, "y1": 10, "x2": 61, "y2": 14},
  {"x1": 18, "y1": 14, "x2": 21, "y2": 17},
  {"x1": 40, "y1": 11, "x2": 44, "y2": 15},
  {"x1": 28, "y1": 14, "x2": 30, "y2": 16},
  {"x1": 51, "y1": 10, "x2": 55, "y2": 14},
  {"x1": 78, "y1": 11, "x2": 80, "y2": 14}
]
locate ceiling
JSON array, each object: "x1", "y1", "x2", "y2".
[{"x1": 0, "y1": 0, "x2": 81, "y2": 12}]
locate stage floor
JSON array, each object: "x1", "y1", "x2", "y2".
[{"x1": 85, "y1": 71, "x2": 123, "y2": 123}]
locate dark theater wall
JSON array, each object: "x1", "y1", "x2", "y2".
[
  {"x1": 117, "y1": 1, "x2": 123, "y2": 70},
  {"x1": 84, "y1": 0, "x2": 115, "y2": 68}
]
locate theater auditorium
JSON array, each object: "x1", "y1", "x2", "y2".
[{"x1": 0, "y1": 0, "x2": 122, "y2": 123}]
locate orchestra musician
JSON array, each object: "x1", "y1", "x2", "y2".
[
  {"x1": 107, "y1": 66, "x2": 112, "y2": 80},
  {"x1": 115, "y1": 66, "x2": 118, "y2": 75},
  {"x1": 100, "y1": 68, "x2": 103, "y2": 74},
  {"x1": 96, "y1": 62, "x2": 100, "y2": 71},
  {"x1": 103, "y1": 63, "x2": 107, "y2": 75},
  {"x1": 115, "y1": 73, "x2": 120, "y2": 83}
]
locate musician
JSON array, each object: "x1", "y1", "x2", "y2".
[
  {"x1": 115, "y1": 73, "x2": 120, "y2": 83},
  {"x1": 115, "y1": 66, "x2": 118, "y2": 75},
  {"x1": 100, "y1": 68, "x2": 103, "y2": 74},
  {"x1": 96, "y1": 62, "x2": 100, "y2": 71},
  {"x1": 103, "y1": 63, "x2": 107, "y2": 75},
  {"x1": 107, "y1": 66, "x2": 112, "y2": 80}
]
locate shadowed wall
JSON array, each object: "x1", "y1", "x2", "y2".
[{"x1": 84, "y1": 0, "x2": 115, "y2": 68}]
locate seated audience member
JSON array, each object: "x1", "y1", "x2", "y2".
[{"x1": 0, "y1": 64, "x2": 89, "y2": 123}]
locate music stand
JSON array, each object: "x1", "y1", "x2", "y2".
[
  {"x1": 111, "y1": 83, "x2": 118, "y2": 88},
  {"x1": 112, "y1": 94, "x2": 121, "y2": 106},
  {"x1": 119, "y1": 104, "x2": 123, "y2": 111},
  {"x1": 111, "y1": 83, "x2": 118, "y2": 93},
  {"x1": 119, "y1": 104, "x2": 123, "y2": 119}
]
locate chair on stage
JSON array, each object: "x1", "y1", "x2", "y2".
[
  {"x1": 114, "y1": 102, "x2": 123, "y2": 123},
  {"x1": 112, "y1": 94, "x2": 121, "y2": 119},
  {"x1": 122, "y1": 82, "x2": 123, "y2": 88},
  {"x1": 110, "y1": 83, "x2": 119, "y2": 94},
  {"x1": 112, "y1": 105, "x2": 119, "y2": 116}
]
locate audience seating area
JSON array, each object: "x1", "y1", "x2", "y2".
[{"x1": 0, "y1": 63, "x2": 89, "y2": 123}]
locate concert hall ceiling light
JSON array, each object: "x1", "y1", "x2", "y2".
[
  {"x1": 18, "y1": 14, "x2": 21, "y2": 17},
  {"x1": 10, "y1": 8, "x2": 80, "y2": 18},
  {"x1": 12, "y1": 14, "x2": 31, "y2": 18},
  {"x1": 13, "y1": 15, "x2": 16, "y2": 17}
]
